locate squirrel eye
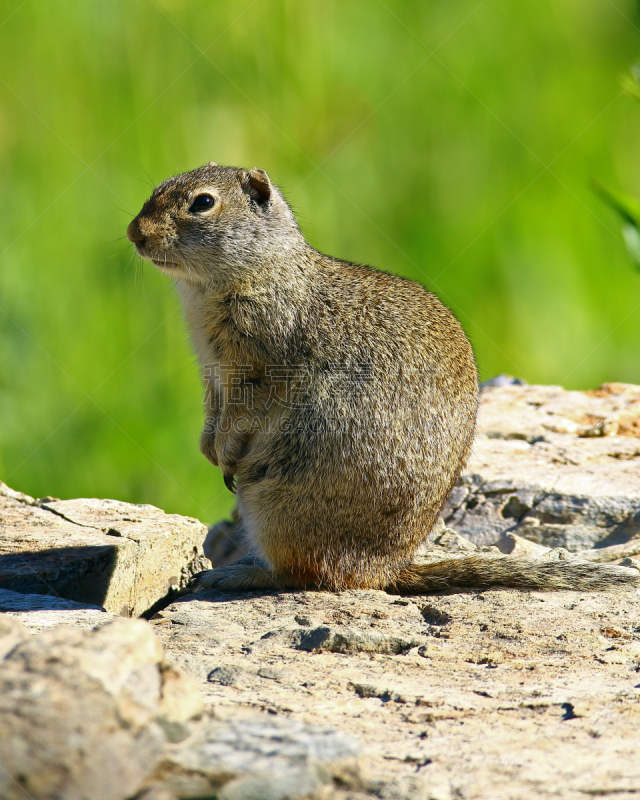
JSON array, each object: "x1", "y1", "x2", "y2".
[{"x1": 189, "y1": 194, "x2": 215, "y2": 213}]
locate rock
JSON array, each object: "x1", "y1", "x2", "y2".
[
  {"x1": 577, "y1": 539, "x2": 640, "y2": 563},
  {"x1": 3, "y1": 383, "x2": 640, "y2": 798},
  {"x1": 132, "y1": 789, "x2": 179, "y2": 800},
  {"x1": 0, "y1": 614, "x2": 28, "y2": 658},
  {"x1": 502, "y1": 532, "x2": 551, "y2": 557},
  {"x1": 207, "y1": 665, "x2": 242, "y2": 685},
  {"x1": 0, "y1": 607, "x2": 360, "y2": 800},
  {"x1": 443, "y1": 383, "x2": 640, "y2": 550},
  {"x1": 0, "y1": 618, "x2": 178, "y2": 800},
  {"x1": 203, "y1": 517, "x2": 247, "y2": 567},
  {"x1": 295, "y1": 625, "x2": 420, "y2": 655},
  {"x1": 348, "y1": 682, "x2": 406, "y2": 703},
  {"x1": 425, "y1": 523, "x2": 478, "y2": 553},
  {"x1": 477, "y1": 381, "x2": 640, "y2": 440},
  {"x1": 146, "y1": 716, "x2": 362, "y2": 800},
  {"x1": 158, "y1": 662, "x2": 204, "y2": 725},
  {"x1": 0, "y1": 617, "x2": 205, "y2": 800},
  {"x1": 480, "y1": 373, "x2": 528, "y2": 389},
  {"x1": 0, "y1": 587, "x2": 109, "y2": 631},
  {"x1": 151, "y1": 584, "x2": 640, "y2": 799},
  {"x1": 0, "y1": 482, "x2": 210, "y2": 616}
]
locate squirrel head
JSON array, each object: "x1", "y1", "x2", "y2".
[{"x1": 127, "y1": 162, "x2": 305, "y2": 288}]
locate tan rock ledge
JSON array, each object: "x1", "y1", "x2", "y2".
[{"x1": 0, "y1": 483, "x2": 210, "y2": 616}]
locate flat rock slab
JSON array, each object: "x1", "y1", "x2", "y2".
[
  {"x1": 153, "y1": 586, "x2": 640, "y2": 799},
  {"x1": 0, "y1": 587, "x2": 109, "y2": 631},
  {"x1": 149, "y1": 716, "x2": 362, "y2": 800},
  {"x1": 0, "y1": 482, "x2": 210, "y2": 616},
  {"x1": 444, "y1": 383, "x2": 640, "y2": 550}
]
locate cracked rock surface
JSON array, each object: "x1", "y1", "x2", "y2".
[{"x1": 152, "y1": 583, "x2": 640, "y2": 800}]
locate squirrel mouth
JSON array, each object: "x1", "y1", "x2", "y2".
[{"x1": 150, "y1": 258, "x2": 180, "y2": 269}]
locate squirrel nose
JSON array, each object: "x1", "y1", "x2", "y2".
[{"x1": 126, "y1": 219, "x2": 146, "y2": 248}]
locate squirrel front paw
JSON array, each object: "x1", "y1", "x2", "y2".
[
  {"x1": 200, "y1": 426, "x2": 219, "y2": 466},
  {"x1": 201, "y1": 418, "x2": 252, "y2": 494},
  {"x1": 214, "y1": 429, "x2": 252, "y2": 493},
  {"x1": 201, "y1": 430, "x2": 237, "y2": 492}
]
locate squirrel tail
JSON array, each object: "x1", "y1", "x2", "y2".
[{"x1": 388, "y1": 554, "x2": 640, "y2": 594}]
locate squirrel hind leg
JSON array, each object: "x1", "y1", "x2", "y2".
[{"x1": 188, "y1": 557, "x2": 300, "y2": 594}]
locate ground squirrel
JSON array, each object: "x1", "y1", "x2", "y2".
[{"x1": 127, "y1": 162, "x2": 638, "y2": 593}]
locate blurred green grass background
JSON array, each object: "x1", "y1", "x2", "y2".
[{"x1": 1, "y1": 0, "x2": 639, "y2": 523}]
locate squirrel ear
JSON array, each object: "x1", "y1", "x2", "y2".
[
  {"x1": 246, "y1": 168, "x2": 272, "y2": 204},
  {"x1": 207, "y1": 160, "x2": 218, "y2": 167}
]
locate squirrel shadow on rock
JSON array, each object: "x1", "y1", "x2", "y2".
[{"x1": 127, "y1": 162, "x2": 639, "y2": 595}]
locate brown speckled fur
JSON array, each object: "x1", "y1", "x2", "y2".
[{"x1": 127, "y1": 163, "x2": 638, "y2": 593}]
